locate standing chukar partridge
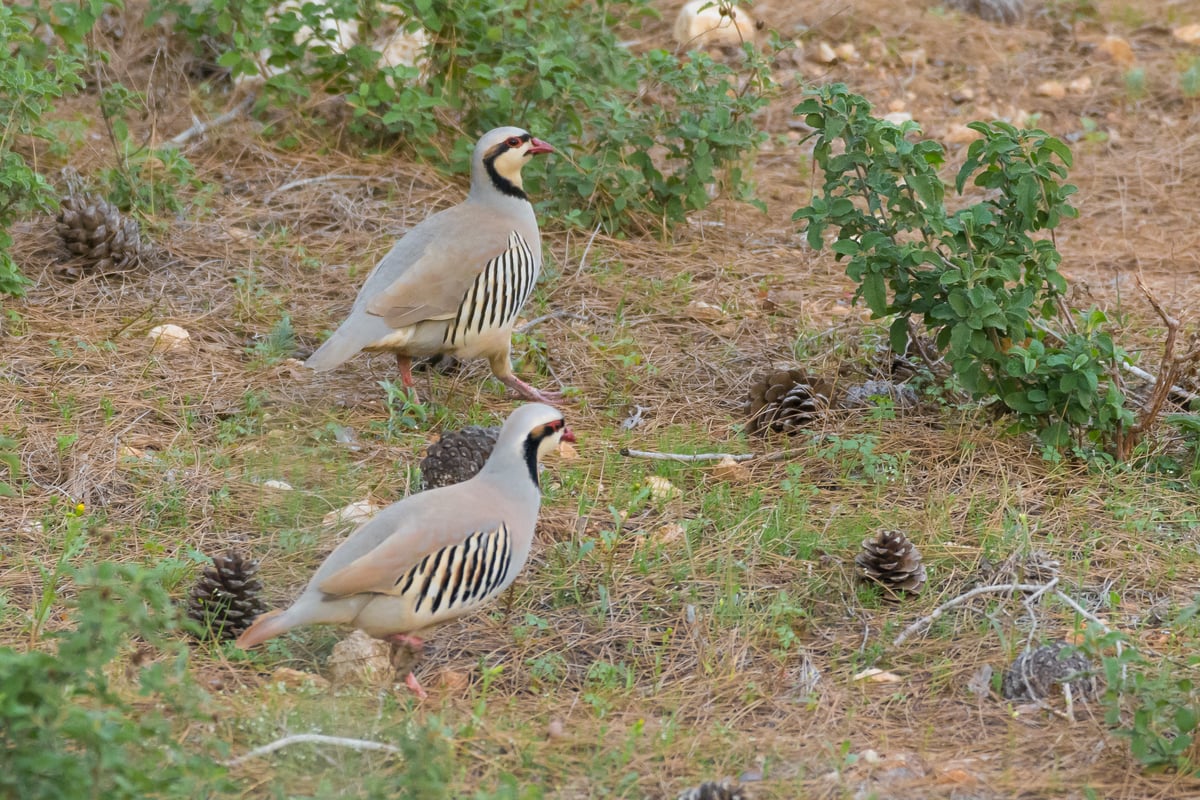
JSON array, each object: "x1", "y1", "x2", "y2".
[
  {"x1": 235, "y1": 403, "x2": 574, "y2": 696},
  {"x1": 304, "y1": 126, "x2": 561, "y2": 403}
]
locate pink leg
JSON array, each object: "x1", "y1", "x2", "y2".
[
  {"x1": 388, "y1": 633, "x2": 425, "y2": 650},
  {"x1": 404, "y1": 671, "x2": 429, "y2": 700},
  {"x1": 499, "y1": 374, "x2": 563, "y2": 404},
  {"x1": 395, "y1": 355, "x2": 419, "y2": 404}
]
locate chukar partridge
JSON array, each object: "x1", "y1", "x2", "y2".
[
  {"x1": 304, "y1": 126, "x2": 561, "y2": 403},
  {"x1": 235, "y1": 403, "x2": 574, "y2": 696}
]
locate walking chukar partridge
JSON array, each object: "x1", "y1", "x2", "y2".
[
  {"x1": 235, "y1": 402, "x2": 574, "y2": 696},
  {"x1": 304, "y1": 126, "x2": 561, "y2": 403}
]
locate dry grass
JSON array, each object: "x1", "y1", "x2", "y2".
[{"x1": 4, "y1": 0, "x2": 1200, "y2": 797}]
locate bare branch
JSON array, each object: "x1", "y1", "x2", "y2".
[
  {"x1": 620, "y1": 448, "x2": 756, "y2": 463},
  {"x1": 225, "y1": 734, "x2": 401, "y2": 768},
  {"x1": 166, "y1": 93, "x2": 256, "y2": 149}
]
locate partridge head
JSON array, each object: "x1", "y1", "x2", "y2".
[
  {"x1": 304, "y1": 126, "x2": 562, "y2": 404},
  {"x1": 235, "y1": 403, "x2": 575, "y2": 694}
]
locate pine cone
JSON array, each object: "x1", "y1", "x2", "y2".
[
  {"x1": 186, "y1": 550, "x2": 268, "y2": 641},
  {"x1": 676, "y1": 780, "x2": 749, "y2": 800},
  {"x1": 420, "y1": 425, "x2": 501, "y2": 490},
  {"x1": 855, "y1": 530, "x2": 927, "y2": 595},
  {"x1": 744, "y1": 369, "x2": 833, "y2": 436},
  {"x1": 55, "y1": 192, "x2": 143, "y2": 277},
  {"x1": 945, "y1": 0, "x2": 1023, "y2": 23},
  {"x1": 1001, "y1": 641, "x2": 1096, "y2": 702}
]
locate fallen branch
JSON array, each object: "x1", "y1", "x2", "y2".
[
  {"x1": 620, "y1": 447, "x2": 802, "y2": 463},
  {"x1": 166, "y1": 94, "x2": 256, "y2": 148},
  {"x1": 571, "y1": 220, "x2": 603, "y2": 280},
  {"x1": 620, "y1": 448, "x2": 755, "y2": 463},
  {"x1": 517, "y1": 309, "x2": 587, "y2": 334},
  {"x1": 266, "y1": 174, "x2": 374, "y2": 202},
  {"x1": 225, "y1": 734, "x2": 401, "y2": 768}
]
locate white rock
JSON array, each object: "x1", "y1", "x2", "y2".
[
  {"x1": 147, "y1": 324, "x2": 190, "y2": 352},
  {"x1": 322, "y1": 499, "x2": 383, "y2": 528},
  {"x1": 1034, "y1": 80, "x2": 1066, "y2": 100},
  {"x1": 1066, "y1": 76, "x2": 1092, "y2": 94},
  {"x1": 883, "y1": 111, "x2": 913, "y2": 125},
  {"x1": 646, "y1": 475, "x2": 678, "y2": 502},
  {"x1": 834, "y1": 42, "x2": 860, "y2": 62},
  {"x1": 673, "y1": 0, "x2": 758, "y2": 49},
  {"x1": 376, "y1": 25, "x2": 428, "y2": 71},
  {"x1": 328, "y1": 630, "x2": 394, "y2": 687},
  {"x1": 261, "y1": 479, "x2": 294, "y2": 491},
  {"x1": 810, "y1": 41, "x2": 838, "y2": 64},
  {"x1": 1175, "y1": 24, "x2": 1200, "y2": 46}
]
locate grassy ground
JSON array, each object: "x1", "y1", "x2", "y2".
[{"x1": 4, "y1": 0, "x2": 1200, "y2": 797}]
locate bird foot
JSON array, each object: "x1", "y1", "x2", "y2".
[
  {"x1": 387, "y1": 633, "x2": 425, "y2": 651},
  {"x1": 500, "y1": 375, "x2": 564, "y2": 404},
  {"x1": 404, "y1": 671, "x2": 429, "y2": 700}
]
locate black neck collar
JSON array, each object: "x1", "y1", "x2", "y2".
[
  {"x1": 484, "y1": 153, "x2": 529, "y2": 201},
  {"x1": 522, "y1": 436, "x2": 541, "y2": 490}
]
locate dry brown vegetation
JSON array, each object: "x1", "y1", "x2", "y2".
[{"x1": 4, "y1": 0, "x2": 1200, "y2": 797}]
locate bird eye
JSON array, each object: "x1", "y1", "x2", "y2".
[{"x1": 506, "y1": 136, "x2": 522, "y2": 148}]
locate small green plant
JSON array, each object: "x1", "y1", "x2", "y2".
[
  {"x1": 149, "y1": 0, "x2": 778, "y2": 233},
  {"x1": 1080, "y1": 605, "x2": 1200, "y2": 776},
  {"x1": 0, "y1": 433, "x2": 17, "y2": 497},
  {"x1": 1181, "y1": 59, "x2": 1200, "y2": 99},
  {"x1": 248, "y1": 312, "x2": 297, "y2": 365},
  {"x1": 0, "y1": 4, "x2": 89, "y2": 295},
  {"x1": 377, "y1": 378, "x2": 429, "y2": 438},
  {"x1": 1, "y1": 559, "x2": 231, "y2": 799},
  {"x1": 794, "y1": 84, "x2": 1133, "y2": 452}
]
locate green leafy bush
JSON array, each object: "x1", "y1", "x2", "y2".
[
  {"x1": 0, "y1": 558, "x2": 231, "y2": 799},
  {"x1": 794, "y1": 84, "x2": 1133, "y2": 451},
  {"x1": 0, "y1": 4, "x2": 89, "y2": 295},
  {"x1": 1082, "y1": 604, "x2": 1200, "y2": 776},
  {"x1": 149, "y1": 0, "x2": 776, "y2": 232}
]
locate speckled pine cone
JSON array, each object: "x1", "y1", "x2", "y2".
[
  {"x1": 676, "y1": 780, "x2": 750, "y2": 800},
  {"x1": 55, "y1": 192, "x2": 143, "y2": 277},
  {"x1": 420, "y1": 425, "x2": 501, "y2": 489},
  {"x1": 1001, "y1": 641, "x2": 1097, "y2": 701},
  {"x1": 855, "y1": 529, "x2": 927, "y2": 595},
  {"x1": 186, "y1": 550, "x2": 268, "y2": 641},
  {"x1": 744, "y1": 369, "x2": 833, "y2": 436}
]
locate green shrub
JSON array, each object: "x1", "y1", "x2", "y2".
[
  {"x1": 793, "y1": 83, "x2": 1133, "y2": 452},
  {"x1": 0, "y1": 559, "x2": 231, "y2": 799},
  {"x1": 149, "y1": 0, "x2": 776, "y2": 233},
  {"x1": 0, "y1": 4, "x2": 90, "y2": 295}
]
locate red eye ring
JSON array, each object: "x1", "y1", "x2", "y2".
[{"x1": 506, "y1": 136, "x2": 523, "y2": 148}]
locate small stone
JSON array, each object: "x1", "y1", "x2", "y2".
[
  {"x1": 833, "y1": 42, "x2": 860, "y2": 62},
  {"x1": 646, "y1": 475, "x2": 678, "y2": 502},
  {"x1": 1066, "y1": 76, "x2": 1093, "y2": 94},
  {"x1": 148, "y1": 324, "x2": 190, "y2": 353},
  {"x1": 673, "y1": 0, "x2": 758, "y2": 49},
  {"x1": 1096, "y1": 35, "x2": 1135, "y2": 66},
  {"x1": 328, "y1": 630, "x2": 394, "y2": 687},
  {"x1": 810, "y1": 41, "x2": 838, "y2": 64},
  {"x1": 883, "y1": 111, "x2": 913, "y2": 125},
  {"x1": 944, "y1": 123, "x2": 982, "y2": 144},
  {"x1": 436, "y1": 668, "x2": 470, "y2": 691},
  {"x1": 322, "y1": 499, "x2": 383, "y2": 529},
  {"x1": 684, "y1": 299, "x2": 726, "y2": 322},
  {"x1": 854, "y1": 668, "x2": 903, "y2": 683},
  {"x1": 270, "y1": 667, "x2": 330, "y2": 690},
  {"x1": 557, "y1": 440, "x2": 579, "y2": 460},
  {"x1": 1173, "y1": 24, "x2": 1200, "y2": 46},
  {"x1": 547, "y1": 718, "x2": 566, "y2": 739},
  {"x1": 949, "y1": 87, "x2": 975, "y2": 104},
  {"x1": 710, "y1": 456, "x2": 752, "y2": 483},
  {"x1": 651, "y1": 522, "x2": 687, "y2": 545},
  {"x1": 1034, "y1": 80, "x2": 1066, "y2": 99},
  {"x1": 261, "y1": 479, "x2": 294, "y2": 491}
]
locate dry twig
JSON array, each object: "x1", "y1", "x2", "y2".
[
  {"x1": 166, "y1": 93, "x2": 257, "y2": 148},
  {"x1": 225, "y1": 734, "x2": 401, "y2": 767}
]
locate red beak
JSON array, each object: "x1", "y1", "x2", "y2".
[
  {"x1": 561, "y1": 427, "x2": 576, "y2": 443},
  {"x1": 527, "y1": 137, "x2": 555, "y2": 155}
]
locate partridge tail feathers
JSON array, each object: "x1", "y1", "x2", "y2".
[
  {"x1": 234, "y1": 608, "x2": 291, "y2": 649},
  {"x1": 305, "y1": 331, "x2": 362, "y2": 372}
]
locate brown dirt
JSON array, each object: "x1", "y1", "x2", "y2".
[{"x1": 4, "y1": 0, "x2": 1200, "y2": 797}]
